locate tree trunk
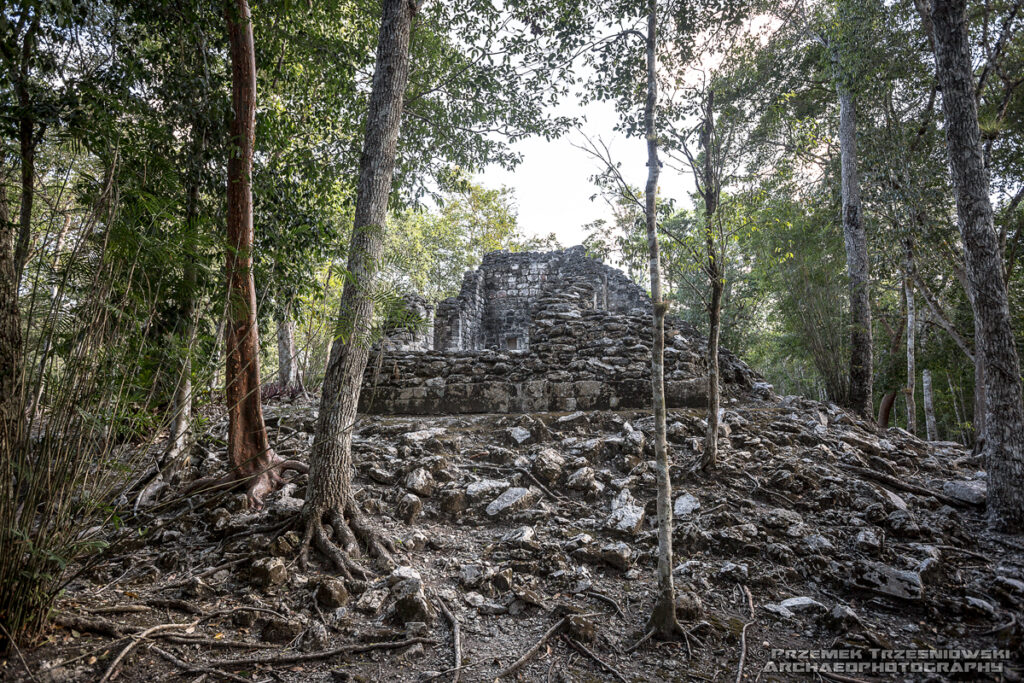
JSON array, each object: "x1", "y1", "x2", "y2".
[
  {"x1": 830, "y1": 49, "x2": 873, "y2": 418},
  {"x1": 904, "y1": 241, "x2": 917, "y2": 435},
  {"x1": 700, "y1": 90, "x2": 722, "y2": 472},
  {"x1": 208, "y1": 318, "x2": 225, "y2": 395},
  {"x1": 275, "y1": 300, "x2": 298, "y2": 388},
  {"x1": 14, "y1": 16, "x2": 40, "y2": 286},
  {"x1": 877, "y1": 390, "x2": 897, "y2": 428},
  {"x1": 167, "y1": 157, "x2": 203, "y2": 467},
  {"x1": 923, "y1": 368, "x2": 938, "y2": 441},
  {"x1": 642, "y1": 0, "x2": 679, "y2": 640},
  {"x1": 0, "y1": 170, "x2": 23, "y2": 467},
  {"x1": 224, "y1": 0, "x2": 279, "y2": 505},
  {"x1": 931, "y1": 0, "x2": 1024, "y2": 531},
  {"x1": 300, "y1": 0, "x2": 414, "y2": 575}
]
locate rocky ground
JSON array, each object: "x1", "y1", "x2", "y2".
[{"x1": 5, "y1": 392, "x2": 1023, "y2": 682}]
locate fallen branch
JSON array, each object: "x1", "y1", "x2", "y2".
[
  {"x1": 145, "y1": 598, "x2": 204, "y2": 615},
  {"x1": 152, "y1": 645, "x2": 252, "y2": 683},
  {"x1": 496, "y1": 617, "x2": 567, "y2": 679},
  {"x1": 976, "y1": 614, "x2": 1017, "y2": 637},
  {"x1": 586, "y1": 590, "x2": 627, "y2": 619},
  {"x1": 164, "y1": 635, "x2": 277, "y2": 649},
  {"x1": 435, "y1": 595, "x2": 462, "y2": 683},
  {"x1": 563, "y1": 635, "x2": 627, "y2": 683},
  {"x1": 161, "y1": 558, "x2": 247, "y2": 591},
  {"x1": 838, "y1": 465, "x2": 973, "y2": 508},
  {"x1": 205, "y1": 636, "x2": 436, "y2": 668},
  {"x1": 625, "y1": 628, "x2": 655, "y2": 654},
  {"x1": 515, "y1": 467, "x2": 567, "y2": 502},
  {"x1": 53, "y1": 613, "x2": 128, "y2": 638},
  {"x1": 735, "y1": 621, "x2": 751, "y2": 683},
  {"x1": 736, "y1": 583, "x2": 755, "y2": 683},
  {"x1": 934, "y1": 545, "x2": 990, "y2": 563},
  {"x1": 86, "y1": 605, "x2": 152, "y2": 615},
  {"x1": 99, "y1": 620, "x2": 199, "y2": 683}
]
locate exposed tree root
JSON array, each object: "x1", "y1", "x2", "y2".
[
  {"x1": 299, "y1": 498, "x2": 394, "y2": 578},
  {"x1": 496, "y1": 616, "x2": 567, "y2": 679},
  {"x1": 180, "y1": 454, "x2": 308, "y2": 508}
]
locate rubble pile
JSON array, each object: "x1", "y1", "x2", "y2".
[{"x1": 20, "y1": 393, "x2": 1023, "y2": 682}]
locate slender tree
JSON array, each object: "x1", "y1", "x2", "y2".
[
  {"x1": 275, "y1": 300, "x2": 299, "y2": 389},
  {"x1": 904, "y1": 240, "x2": 917, "y2": 434},
  {"x1": 0, "y1": 174, "x2": 22, "y2": 472},
  {"x1": 930, "y1": 0, "x2": 1024, "y2": 530},
  {"x1": 825, "y1": 37, "x2": 873, "y2": 417},
  {"x1": 223, "y1": 0, "x2": 296, "y2": 504},
  {"x1": 923, "y1": 368, "x2": 938, "y2": 440},
  {"x1": 641, "y1": 0, "x2": 681, "y2": 640},
  {"x1": 300, "y1": 0, "x2": 416, "y2": 575},
  {"x1": 698, "y1": 91, "x2": 724, "y2": 471}
]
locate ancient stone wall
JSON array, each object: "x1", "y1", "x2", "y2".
[
  {"x1": 381, "y1": 294, "x2": 434, "y2": 352},
  {"x1": 364, "y1": 247, "x2": 758, "y2": 414},
  {"x1": 432, "y1": 247, "x2": 650, "y2": 353}
]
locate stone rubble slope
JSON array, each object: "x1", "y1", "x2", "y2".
[{"x1": 25, "y1": 390, "x2": 1023, "y2": 682}]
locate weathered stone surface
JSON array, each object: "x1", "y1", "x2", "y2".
[
  {"x1": 600, "y1": 541, "x2": 632, "y2": 570},
  {"x1": 485, "y1": 487, "x2": 541, "y2": 517},
  {"x1": 605, "y1": 489, "x2": 645, "y2": 535},
  {"x1": 261, "y1": 617, "x2": 303, "y2": 643},
  {"x1": 849, "y1": 561, "x2": 923, "y2": 600},
  {"x1": 780, "y1": 596, "x2": 827, "y2": 614},
  {"x1": 467, "y1": 479, "x2": 510, "y2": 503},
  {"x1": 942, "y1": 479, "x2": 987, "y2": 505},
  {"x1": 404, "y1": 468, "x2": 434, "y2": 497},
  {"x1": 532, "y1": 448, "x2": 565, "y2": 484},
  {"x1": 251, "y1": 557, "x2": 287, "y2": 588},
  {"x1": 674, "y1": 493, "x2": 701, "y2": 517},
  {"x1": 397, "y1": 493, "x2": 423, "y2": 523},
  {"x1": 317, "y1": 578, "x2": 349, "y2": 609}
]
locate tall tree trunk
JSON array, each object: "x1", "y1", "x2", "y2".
[
  {"x1": 224, "y1": 0, "x2": 280, "y2": 505},
  {"x1": 0, "y1": 171, "x2": 23, "y2": 470},
  {"x1": 14, "y1": 16, "x2": 40, "y2": 286},
  {"x1": 923, "y1": 368, "x2": 938, "y2": 440},
  {"x1": 830, "y1": 48, "x2": 873, "y2": 417},
  {"x1": 931, "y1": 0, "x2": 1024, "y2": 531},
  {"x1": 904, "y1": 241, "x2": 917, "y2": 435},
  {"x1": 275, "y1": 300, "x2": 298, "y2": 388},
  {"x1": 300, "y1": 0, "x2": 414, "y2": 575},
  {"x1": 643, "y1": 0, "x2": 680, "y2": 640},
  {"x1": 700, "y1": 90, "x2": 722, "y2": 472}
]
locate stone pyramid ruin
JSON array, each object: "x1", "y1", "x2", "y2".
[{"x1": 362, "y1": 246, "x2": 762, "y2": 415}]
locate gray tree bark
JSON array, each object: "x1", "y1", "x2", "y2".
[
  {"x1": 904, "y1": 241, "x2": 917, "y2": 435},
  {"x1": 830, "y1": 46, "x2": 873, "y2": 418},
  {"x1": 931, "y1": 0, "x2": 1024, "y2": 530},
  {"x1": 300, "y1": 0, "x2": 414, "y2": 575},
  {"x1": 699, "y1": 90, "x2": 722, "y2": 472},
  {"x1": 642, "y1": 0, "x2": 680, "y2": 640},
  {"x1": 275, "y1": 301, "x2": 298, "y2": 388},
  {"x1": 923, "y1": 368, "x2": 938, "y2": 441},
  {"x1": 0, "y1": 170, "x2": 23, "y2": 470},
  {"x1": 14, "y1": 15, "x2": 40, "y2": 286}
]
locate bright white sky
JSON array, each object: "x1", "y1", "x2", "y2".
[
  {"x1": 474, "y1": 14, "x2": 778, "y2": 247},
  {"x1": 475, "y1": 97, "x2": 696, "y2": 247}
]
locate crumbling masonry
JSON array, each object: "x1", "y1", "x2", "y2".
[{"x1": 362, "y1": 246, "x2": 758, "y2": 414}]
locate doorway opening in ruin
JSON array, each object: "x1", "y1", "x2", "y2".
[{"x1": 506, "y1": 336, "x2": 519, "y2": 351}]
